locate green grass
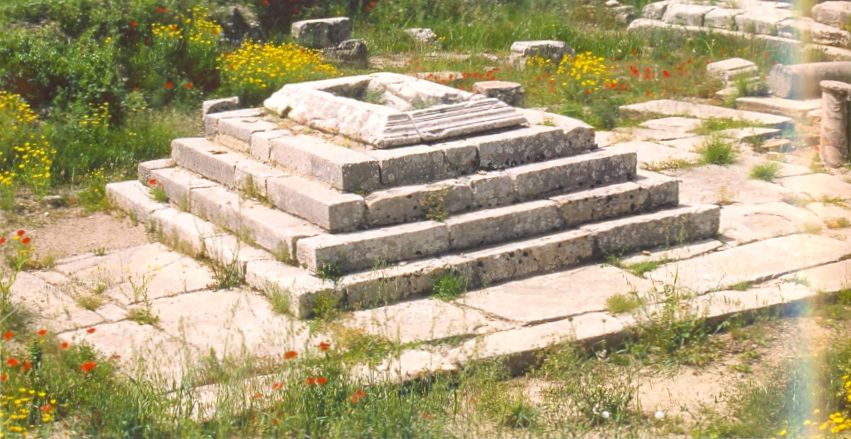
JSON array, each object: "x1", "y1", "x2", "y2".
[
  {"x1": 431, "y1": 270, "x2": 467, "y2": 301},
  {"x1": 606, "y1": 292, "x2": 644, "y2": 314},
  {"x1": 697, "y1": 135, "x2": 737, "y2": 165},
  {"x1": 749, "y1": 162, "x2": 781, "y2": 182}
]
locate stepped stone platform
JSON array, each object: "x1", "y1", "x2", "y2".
[{"x1": 107, "y1": 74, "x2": 720, "y2": 318}]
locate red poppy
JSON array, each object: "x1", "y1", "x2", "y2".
[
  {"x1": 147, "y1": 178, "x2": 157, "y2": 187},
  {"x1": 318, "y1": 341, "x2": 331, "y2": 351},
  {"x1": 130, "y1": 20, "x2": 138, "y2": 28},
  {"x1": 317, "y1": 376, "x2": 328, "y2": 386},
  {"x1": 185, "y1": 82, "x2": 193, "y2": 90},
  {"x1": 284, "y1": 350, "x2": 297, "y2": 360},
  {"x1": 37, "y1": 328, "x2": 47, "y2": 337},
  {"x1": 0, "y1": 236, "x2": 6, "y2": 245},
  {"x1": 22, "y1": 361, "x2": 31, "y2": 372},
  {"x1": 86, "y1": 327, "x2": 96, "y2": 334},
  {"x1": 584, "y1": 89, "x2": 591, "y2": 96},
  {"x1": 662, "y1": 70, "x2": 671, "y2": 78},
  {"x1": 164, "y1": 81, "x2": 174, "y2": 90},
  {"x1": 253, "y1": 392, "x2": 264, "y2": 399},
  {"x1": 40, "y1": 403, "x2": 52, "y2": 413},
  {"x1": 629, "y1": 65, "x2": 639, "y2": 76},
  {"x1": 3, "y1": 330, "x2": 13, "y2": 341},
  {"x1": 80, "y1": 361, "x2": 97, "y2": 373},
  {"x1": 6, "y1": 358, "x2": 20, "y2": 367},
  {"x1": 271, "y1": 382, "x2": 284, "y2": 391},
  {"x1": 305, "y1": 377, "x2": 317, "y2": 386},
  {"x1": 350, "y1": 389, "x2": 367, "y2": 403},
  {"x1": 16, "y1": 229, "x2": 25, "y2": 237},
  {"x1": 60, "y1": 341, "x2": 69, "y2": 350},
  {"x1": 0, "y1": 373, "x2": 7, "y2": 382},
  {"x1": 155, "y1": 6, "x2": 167, "y2": 13},
  {"x1": 21, "y1": 237, "x2": 31, "y2": 245}
]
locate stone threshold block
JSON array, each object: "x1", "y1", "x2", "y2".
[
  {"x1": 264, "y1": 73, "x2": 527, "y2": 148},
  {"x1": 170, "y1": 138, "x2": 368, "y2": 232},
  {"x1": 619, "y1": 99, "x2": 794, "y2": 130}
]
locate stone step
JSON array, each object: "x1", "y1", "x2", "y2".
[
  {"x1": 106, "y1": 179, "x2": 718, "y2": 317},
  {"x1": 297, "y1": 172, "x2": 680, "y2": 274},
  {"x1": 364, "y1": 148, "x2": 638, "y2": 227},
  {"x1": 206, "y1": 111, "x2": 596, "y2": 192},
  {"x1": 620, "y1": 99, "x2": 794, "y2": 130},
  {"x1": 144, "y1": 166, "x2": 323, "y2": 262},
  {"x1": 170, "y1": 137, "x2": 367, "y2": 232},
  {"x1": 734, "y1": 96, "x2": 821, "y2": 120}
]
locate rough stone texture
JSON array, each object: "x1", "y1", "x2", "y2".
[
  {"x1": 706, "y1": 57, "x2": 758, "y2": 84},
  {"x1": 150, "y1": 208, "x2": 223, "y2": 257},
  {"x1": 620, "y1": 238, "x2": 725, "y2": 266},
  {"x1": 202, "y1": 96, "x2": 239, "y2": 116},
  {"x1": 620, "y1": 99, "x2": 794, "y2": 129},
  {"x1": 778, "y1": 17, "x2": 851, "y2": 47},
  {"x1": 244, "y1": 259, "x2": 331, "y2": 317},
  {"x1": 672, "y1": 163, "x2": 792, "y2": 205},
  {"x1": 445, "y1": 200, "x2": 564, "y2": 249},
  {"x1": 662, "y1": 4, "x2": 716, "y2": 26},
  {"x1": 149, "y1": 166, "x2": 217, "y2": 209},
  {"x1": 323, "y1": 39, "x2": 368, "y2": 69},
  {"x1": 269, "y1": 135, "x2": 381, "y2": 192},
  {"x1": 345, "y1": 298, "x2": 512, "y2": 344},
  {"x1": 172, "y1": 137, "x2": 240, "y2": 188},
  {"x1": 719, "y1": 201, "x2": 824, "y2": 244},
  {"x1": 776, "y1": 173, "x2": 851, "y2": 199},
  {"x1": 217, "y1": 117, "x2": 280, "y2": 143},
  {"x1": 266, "y1": 176, "x2": 366, "y2": 232},
  {"x1": 458, "y1": 264, "x2": 655, "y2": 324},
  {"x1": 105, "y1": 181, "x2": 167, "y2": 223},
  {"x1": 704, "y1": 8, "x2": 744, "y2": 30},
  {"x1": 404, "y1": 28, "x2": 438, "y2": 44},
  {"x1": 138, "y1": 158, "x2": 175, "y2": 184},
  {"x1": 642, "y1": 1, "x2": 669, "y2": 20},
  {"x1": 639, "y1": 117, "x2": 703, "y2": 133},
  {"x1": 296, "y1": 221, "x2": 450, "y2": 273},
  {"x1": 552, "y1": 174, "x2": 678, "y2": 226},
  {"x1": 340, "y1": 258, "x2": 448, "y2": 307},
  {"x1": 509, "y1": 40, "x2": 570, "y2": 66},
  {"x1": 204, "y1": 108, "x2": 264, "y2": 138},
  {"x1": 507, "y1": 150, "x2": 637, "y2": 199},
  {"x1": 472, "y1": 81, "x2": 525, "y2": 107},
  {"x1": 812, "y1": 1, "x2": 851, "y2": 28},
  {"x1": 432, "y1": 139, "x2": 479, "y2": 177},
  {"x1": 467, "y1": 173, "x2": 516, "y2": 208},
  {"x1": 11, "y1": 273, "x2": 107, "y2": 333},
  {"x1": 364, "y1": 180, "x2": 474, "y2": 227},
  {"x1": 820, "y1": 80, "x2": 851, "y2": 167},
  {"x1": 613, "y1": 126, "x2": 694, "y2": 142},
  {"x1": 735, "y1": 96, "x2": 821, "y2": 119},
  {"x1": 366, "y1": 144, "x2": 447, "y2": 186},
  {"x1": 249, "y1": 129, "x2": 290, "y2": 162},
  {"x1": 473, "y1": 125, "x2": 579, "y2": 170},
  {"x1": 734, "y1": 9, "x2": 792, "y2": 35},
  {"x1": 291, "y1": 17, "x2": 351, "y2": 49},
  {"x1": 649, "y1": 234, "x2": 851, "y2": 293}
]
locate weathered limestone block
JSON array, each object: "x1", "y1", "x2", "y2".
[
  {"x1": 323, "y1": 39, "x2": 368, "y2": 69},
  {"x1": 465, "y1": 173, "x2": 517, "y2": 208},
  {"x1": 778, "y1": 17, "x2": 851, "y2": 47},
  {"x1": 266, "y1": 176, "x2": 366, "y2": 232},
  {"x1": 473, "y1": 126, "x2": 574, "y2": 170},
  {"x1": 768, "y1": 62, "x2": 851, "y2": 98},
  {"x1": 704, "y1": 8, "x2": 744, "y2": 30},
  {"x1": 514, "y1": 108, "x2": 596, "y2": 150},
  {"x1": 296, "y1": 222, "x2": 450, "y2": 273},
  {"x1": 364, "y1": 181, "x2": 473, "y2": 227},
  {"x1": 171, "y1": 138, "x2": 240, "y2": 188},
  {"x1": 613, "y1": 5, "x2": 637, "y2": 23},
  {"x1": 137, "y1": 158, "x2": 174, "y2": 185},
  {"x1": 149, "y1": 167, "x2": 216, "y2": 209},
  {"x1": 404, "y1": 28, "x2": 438, "y2": 44},
  {"x1": 249, "y1": 129, "x2": 290, "y2": 162},
  {"x1": 291, "y1": 17, "x2": 351, "y2": 49},
  {"x1": 105, "y1": 181, "x2": 167, "y2": 223},
  {"x1": 507, "y1": 150, "x2": 637, "y2": 200},
  {"x1": 217, "y1": 117, "x2": 280, "y2": 143},
  {"x1": 812, "y1": 1, "x2": 851, "y2": 28},
  {"x1": 734, "y1": 9, "x2": 792, "y2": 35},
  {"x1": 269, "y1": 135, "x2": 381, "y2": 192},
  {"x1": 662, "y1": 4, "x2": 716, "y2": 26},
  {"x1": 619, "y1": 99, "x2": 793, "y2": 129},
  {"x1": 203, "y1": 108, "x2": 264, "y2": 138},
  {"x1": 509, "y1": 40, "x2": 571, "y2": 67},
  {"x1": 445, "y1": 200, "x2": 564, "y2": 249},
  {"x1": 431, "y1": 140, "x2": 479, "y2": 177},
  {"x1": 706, "y1": 57, "x2": 759, "y2": 84},
  {"x1": 201, "y1": 96, "x2": 239, "y2": 116},
  {"x1": 472, "y1": 81, "x2": 525, "y2": 107},
  {"x1": 819, "y1": 80, "x2": 851, "y2": 167},
  {"x1": 642, "y1": 1, "x2": 669, "y2": 20},
  {"x1": 552, "y1": 175, "x2": 678, "y2": 226},
  {"x1": 367, "y1": 145, "x2": 447, "y2": 186}
]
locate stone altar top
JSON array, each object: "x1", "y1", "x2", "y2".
[{"x1": 263, "y1": 72, "x2": 528, "y2": 148}]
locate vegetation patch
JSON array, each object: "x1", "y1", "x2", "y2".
[{"x1": 749, "y1": 161, "x2": 781, "y2": 181}]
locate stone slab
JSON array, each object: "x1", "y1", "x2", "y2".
[
  {"x1": 778, "y1": 17, "x2": 851, "y2": 47},
  {"x1": 150, "y1": 208, "x2": 224, "y2": 257},
  {"x1": 706, "y1": 57, "x2": 758, "y2": 83},
  {"x1": 719, "y1": 201, "x2": 824, "y2": 244},
  {"x1": 203, "y1": 108, "x2": 265, "y2": 138},
  {"x1": 642, "y1": 1, "x2": 669, "y2": 20},
  {"x1": 776, "y1": 173, "x2": 851, "y2": 200},
  {"x1": 606, "y1": 141, "x2": 700, "y2": 166},
  {"x1": 458, "y1": 264, "x2": 655, "y2": 324},
  {"x1": 364, "y1": 180, "x2": 474, "y2": 227},
  {"x1": 783, "y1": 259, "x2": 851, "y2": 292},
  {"x1": 365, "y1": 144, "x2": 447, "y2": 186},
  {"x1": 291, "y1": 17, "x2": 352, "y2": 49},
  {"x1": 735, "y1": 97, "x2": 821, "y2": 119},
  {"x1": 470, "y1": 125, "x2": 579, "y2": 170},
  {"x1": 647, "y1": 233, "x2": 851, "y2": 292},
  {"x1": 266, "y1": 176, "x2": 366, "y2": 232},
  {"x1": 10, "y1": 273, "x2": 107, "y2": 333},
  {"x1": 445, "y1": 200, "x2": 564, "y2": 249},
  {"x1": 172, "y1": 138, "x2": 240, "y2": 188},
  {"x1": 812, "y1": 1, "x2": 851, "y2": 28},
  {"x1": 137, "y1": 158, "x2": 175, "y2": 184},
  {"x1": 345, "y1": 298, "x2": 513, "y2": 344},
  {"x1": 269, "y1": 135, "x2": 381, "y2": 192},
  {"x1": 671, "y1": 163, "x2": 792, "y2": 205},
  {"x1": 639, "y1": 117, "x2": 703, "y2": 133},
  {"x1": 734, "y1": 9, "x2": 792, "y2": 35},
  {"x1": 704, "y1": 8, "x2": 744, "y2": 30},
  {"x1": 620, "y1": 238, "x2": 725, "y2": 266},
  {"x1": 217, "y1": 117, "x2": 281, "y2": 143},
  {"x1": 105, "y1": 181, "x2": 168, "y2": 224},
  {"x1": 620, "y1": 99, "x2": 794, "y2": 129},
  {"x1": 662, "y1": 3, "x2": 716, "y2": 26},
  {"x1": 105, "y1": 256, "x2": 214, "y2": 305},
  {"x1": 149, "y1": 166, "x2": 217, "y2": 209}
]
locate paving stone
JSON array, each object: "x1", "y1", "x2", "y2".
[
  {"x1": 639, "y1": 117, "x2": 703, "y2": 133},
  {"x1": 734, "y1": 9, "x2": 792, "y2": 35},
  {"x1": 606, "y1": 141, "x2": 700, "y2": 166},
  {"x1": 345, "y1": 298, "x2": 513, "y2": 344},
  {"x1": 613, "y1": 127, "x2": 694, "y2": 142},
  {"x1": 704, "y1": 8, "x2": 744, "y2": 29},
  {"x1": 244, "y1": 259, "x2": 331, "y2": 317},
  {"x1": 812, "y1": 1, "x2": 851, "y2": 28},
  {"x1": 150, "y1": 289, "x2": 311, "y2": 358},
  {"x1": 776, "y1": 173, "x2": 851, "y2": 200},
  {"x1": 719, "y1": 201, "x2": 824, "y2": 244},
  {"x1": 105, "y1": 256, "x2": 214, "y2": 305},
  {"x1": 647, "y1": 234, "x2": 851, "y2": 292},
  {"x1": 507, "y1": 149, "x2": 637, "y2": 199},
  {"x1": 662, "y1": 3, "x2": 716, "y2": 26},
  {"x1": 595, "y1": 131, "x2": 622, "y2": 147},
  {"x1": 718, "y1": 127, "x2": 783, "y2": 143},
  {"x1": 269, "y1": 135, "x2": 381, "y2": 192},
  {"x1": 784, "y1": 259, "x2": 851, "y2": 292},
  {"x1": 445, "y1": 200, "x2": 564, "y2": 249},
  {"x1": 105, "y1": 181, "x2": 168, "y2": 223},
  {"x1": 620, "y1": 99, "x2": 793, "y2": 129},
  {"x1": 291, "y1": 17, "x2": 351, "y2": 49},
  {"x1": 296, "y1": 221, "x2": 450, "y2": 273},
  {"x1": 778, "y1": 17, "x2": 851, "y2": 47},
  {"x1": 620, "y1": 238, "x2": 725, "y2": 266},
  {"x1": 10, "y1": 273, "x2": 106, "y2": 333},
  {"x1": 61, "y1": 321, "x2": 198, "y2": 385},
  {"x1": 672, "y1": 164, "x2": 792, "y2": 205},
  {"x1": 366, "y1": 144, "x2": 448, "y2": 186},
  {"x1": 458, "y1": 264, "x2": 655, "y2": 324},
  {"x1": 55, "y1": 242, "x2": 185, "y2": 286},
  {"x1": 266, "y1": 176, "x2": 366, "y2": 232},
  {"x1": 515, "y1": 108, "x2": 596, "y2": 148},
  {"x1": 735, "y1": 97, "x2": 821, "y2": 119},
  {"x1": 693, "y1": 282, "x2": 815, "y2": 322},
  {"x1": 806, "y1": 202, "x2": 851, "y2": 227}
]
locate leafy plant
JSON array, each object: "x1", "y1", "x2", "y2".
[
  {"x1": 749, "y1": 162, "x2": 781, "y2": 182},
  {"x1": 697, "y1": 135, "x2": 737, "y2": 165},
  {"x1": 431, "y1": 270, "x2": 467, "y2": 301}
]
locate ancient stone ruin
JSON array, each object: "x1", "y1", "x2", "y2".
[{"x1": 107, "y1": 72, "x2": 720, "y2": 318}]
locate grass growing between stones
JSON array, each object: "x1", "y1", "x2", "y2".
[
  {"x1": 606, "y1": 292, "x2": 644, "y2": 314},
  {"x1": 693, "y1": 117, "x2": 761, "y2": 135},
  {"x1": 750, "y1": 162, "x2": 782, "y2": 182},
  {"x1": 696, "y1": 135, "x2": 738, "y2": 166},
  {"x1": 431, "y1": 270, "x2": 468, "y2": 301}
]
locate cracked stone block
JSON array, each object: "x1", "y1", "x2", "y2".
[
  {"x1": 812, "y1": 1, "x2": 851, "y2": 28},
  {"x1": 472, "y1": 81, "x2": 525, "y2": 107},
  {"x1": 662, "y1": 4, "x2": 716, "y2": 26},
  {"x1": 509, "y1": 40, "x2": 572, "y2": 67},
  {"x1": 291, "y1": 17, "x2": 351, "y2": 49}
]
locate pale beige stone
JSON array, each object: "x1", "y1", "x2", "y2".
[{"x1": 719, "y1": 201, "x2": 824, "y2": 244}]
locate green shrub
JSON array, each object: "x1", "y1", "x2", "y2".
[
  {"x1": 431, "y1": 270, "x2": 467, "y2": 301},
  {"x1": 750, "y1": 162, "x2": 781, "y2": 181},
  {"x1": 697, "y1": 135, "x2": 737, "y2": 165}
]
